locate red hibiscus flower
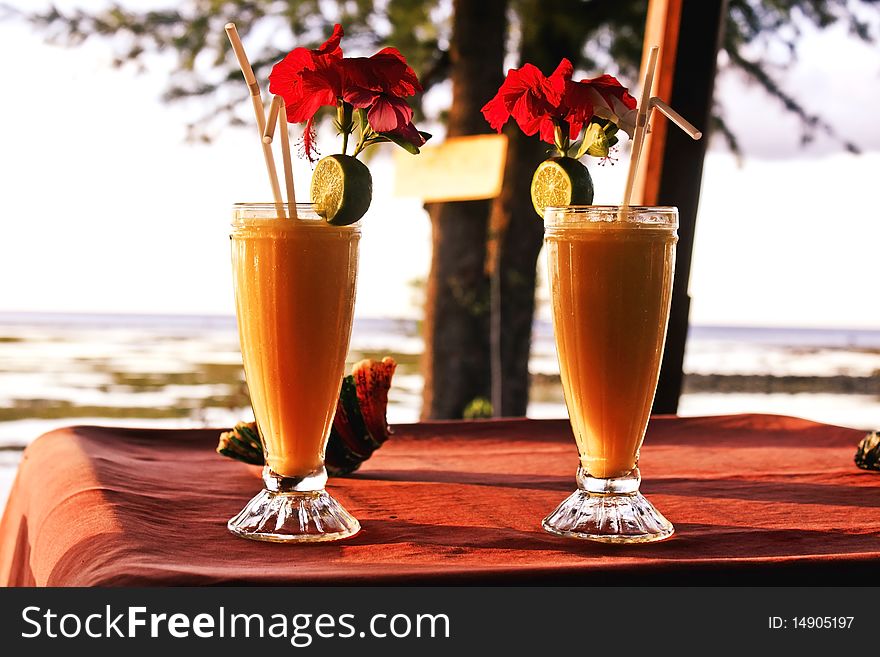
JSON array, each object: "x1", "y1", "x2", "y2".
[
  {"x1": 269, "y1": 24, "x2": 344, "y2": 123},
  {"x1": 481, "y1": 60, "x2": 568, "y2": 137},
  {"x1": 560, "y1": 74, "x2": 637, "y2": 140},
  {"x1": 269, "y1": 24, "x2": 345, "y2": 160},
  {"x1": 343, "y1": 49, "x2": 425, "y2": 146},
  {"x1": 482, "y1": 58, "x2": 637, "y2": 155},
  {"x1": 343, "y1": 48, "x2": 422, "y2": 99},
  {"x1": 268, "y1": 25, "x2": 428, "y2": 160}
]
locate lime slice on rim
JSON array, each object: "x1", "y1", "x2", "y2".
[
  {"x1": 530, "y1": 156, "x2": 594, "y2": 219},
  {"x1": 311, "y1": 154, "x2": 373, "y2": 225}
]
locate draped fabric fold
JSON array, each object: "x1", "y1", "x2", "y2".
[{"x1": 1, "y1": 415, "x2": 876, "y2": 586}]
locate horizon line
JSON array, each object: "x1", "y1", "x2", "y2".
[{"x1": 0, "y1": 309, "x2": 878, "y2": 334}]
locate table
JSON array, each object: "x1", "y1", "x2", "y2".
[{"x1": 1, "y1": 414, "x2": 877, "y2": 586}]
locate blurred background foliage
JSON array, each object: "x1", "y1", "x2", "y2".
[{"x1": 8, "y1": 0, "x2": 875, "y2": 151}]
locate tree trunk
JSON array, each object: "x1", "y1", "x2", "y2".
[
  {"x1": 420, "y1": 0, "x2": 507, "y2": 419},
  {"x1": 489, "y1": 130, "x2": 547, "y2": 416},
  {"x1": 491, "y1": 0, "x2": 583, "y2": 416}
]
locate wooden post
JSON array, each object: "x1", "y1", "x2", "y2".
[{"x1": 634, "y1": 0, "x2": 727, "y2": 414}]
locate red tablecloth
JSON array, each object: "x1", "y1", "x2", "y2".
[{"x1": 1, "y1": 414, "x2": 877, "y2": 586}]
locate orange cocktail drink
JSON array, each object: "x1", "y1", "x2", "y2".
[
  {"x1": 542, "y1": 205, "x2": 677, "y2": 543},
  {"x1": 232, "y1": 207, "x2": 358, "y2": 477},
  {"x1": 227, "y1": 203, "x2": 361, "y2": 542}
]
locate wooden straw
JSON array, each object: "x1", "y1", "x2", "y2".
[
  {"x1": 262, "y1": 95, "x2": 283, "y2": 144},
  {"x1": 277, "y1": 98, "x2": 298, "y2": 220},
  {"x1": 622, "y1": 45, "x2": 659, "y2": 210},
  {"x1": 650, "y1": 97, "x2": 702, "y2": 140},
  {"x1": 224, "y1": 22, "x2": 286, "y2": 219}
]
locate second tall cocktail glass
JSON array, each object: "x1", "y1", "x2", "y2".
[
  {"x1": 227, "y1": 203, "x2": 361, "y2": 542},
  {"x1": 543, "y1": 205, "x2": 677, "y2": 543}
]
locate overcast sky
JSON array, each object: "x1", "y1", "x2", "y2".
[{"x1": 0, "y1": 3, "x2": 878, "y2": 328}]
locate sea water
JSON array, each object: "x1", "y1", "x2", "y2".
[{"x1": 0, "y1": 312, "x2": 878, "y2": 510}]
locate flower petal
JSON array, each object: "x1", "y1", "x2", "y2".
[
  {"x1": 561, "y1": 80, "x2": 599, "y2": 125},
  {"x1": 370, "y1": 47, "x2": 423, "y2": 96},
  {"x1": 561, "y1": 74, "x2": 637, "y2": 138},
  {"x1": 366, "y1": 95, "x2": 413, "y2": 132},
  {"x1": 343, "y1": 48, "x2": 422, "y2": 98},
  {"x1": 269, "y1": 24, "x2": 346, "y2": 125},
  {"x1": 284, "y1": 69, "x2": 339, "y2": 123},
  {"x1": 481, "y1": 92, "x2": 511, "y2": 132},
  {"x1": 385, "y1": 120, "x2": 427, "y2": 149},
  {"x1": 342, "y1": 86, "x2": 378, "y2": 108},
  {"x1": 316, "y1": 24, "x2": 344, "y2": 58},
  {"x1": 548, "y1": 58, "x2": 573, "y2": 100},
  {"x1": 511, "y1": 90, "x2": 548, "y2": 136},
  {"x1": 538, "y1": 117, "x2": 556, "y2": 144},
  {"x1": 585, "y1": 74, "x2": 637, "y2": 110},
  {"x1": 481, "y1": 63, "x2": 560, "y2": 136}
]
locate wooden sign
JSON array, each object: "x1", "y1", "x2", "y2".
[{"x1": 393, "y1": 134, "x2": 508, "y2": 202}]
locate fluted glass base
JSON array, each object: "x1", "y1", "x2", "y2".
[
  {"x1": 542, "y1": 466, "x2": 673, "y2": 544},
  {"x1": 228, "y1": 466, "x2": 360, "y2": 543}
]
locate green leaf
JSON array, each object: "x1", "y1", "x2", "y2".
[
  {"x1": 216, "y1": 422, "x2": 264, "y2": 466},
  {"x1": 553, "y1": 123, "x2": 567, "y2": 154},
  {"x1": 336, "y1": 99, "x2": 354, "y2": 135},
  {"x1": 341, "y1": 376, "x2": 382, "y2": 450},
  {"x1": 856, "y1": 431, "x2": 880, "y2": 471},
  {"x1": 381, "y1": 131, "x2": 421, "y2": 154},
  {"x1": 575, "y1": 121, "x2": 611, "y2": 159},
  {"x1": 356, "y1": 107, "x2": 369, "y2": 134}
]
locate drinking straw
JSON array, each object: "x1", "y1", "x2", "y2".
[
  {"x1": 224, "y1": 22, "x2": 286, "y2": 219},
  {"x1": 650, "y1": 97, "x2": 702, "y2": 140},
  {"x1": 262, "y1": 95, "x2": 282, "y2": 144},
  {"x1": 260, "y1": 95, "x2": 297, "y2": 218},
  {"x1": 277, "y1": 98, "x2": 298, "y2": 220},
  {"x1": 621, "y1": 45, "x2": 659, "y2": 211}
]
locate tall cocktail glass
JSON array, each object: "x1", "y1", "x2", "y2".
[
  {"x1": 227, "y1": 203, "x2": 361, "y2": 542},
  {"x1": 543, "y1": 205, "x2": 677, "y2": 543}
]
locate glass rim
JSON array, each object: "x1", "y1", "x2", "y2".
[
  {"x1": 231, "y1": 203, "x2": 361, "y2": 231},
  {"x1": 544, "y1": 205, "x2": 677, "y2": 213},
  {"x1": 232, "y1": 202, "x2": 318, "y2": 211},
  {"x1": 544, "y1": 205, "x2": 678, "y2": 229}
]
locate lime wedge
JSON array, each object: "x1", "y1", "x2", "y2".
[
  {"x1": 530, "y1": 157, "x2": 594, "y2": 219},
  {"x1": 311, "y1": 154, "x2": 373, "y2": 225}
]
